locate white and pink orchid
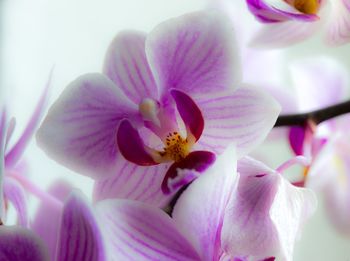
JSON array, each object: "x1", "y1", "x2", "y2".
[
  {"x1": 36, "y1": 11, "x2": 280, "y2": 207},
  {"x1": 246, "y1": 0, "x2": 350, "y2": 46}
]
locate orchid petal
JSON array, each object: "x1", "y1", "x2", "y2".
[
  {"x1": 0, "y1": 226, "x2": 49, "y2": 261},
  {"x1": 5, "y1": 117, "x2": 16, "y2": 150},
  {"x1": 290, "y1": 57, "x2": 349, "y2": 112},
  {"x1": 117, "y1": 119, "x2": 158, "y2": 166},
  {"x1": 288, "y1": 126, "x2": 306, "y2": 155},
  {"x1": 104, "y1": 31, "x2": 158, "y2": 104},
  {"x1": 146, "y1": 11, "x2": 241, "y2": 97},
  {"x1": 326, "y1": 0, "x2": 350, "y2": 45},
  {"x1": 5, "y1": 74, "x2": 51, "y2": 168},
  {"x1": 250, "y1": 20, "x2": 321, "y2": 48},
  {"x1": 56, "y1": 191, "x2": 106, "y2": 261},
  {"x1": 97, "y1": 200, "x2": 200, "y2": 261},
  {"x1": 246, "y1": 0, "x2": 319, "y2": 23},
  {"x1": 93, "y1": 157, "x2": 172, "y2": 207},
  {"x1": 31, "y1": 180, "x2": 72, "y2": 261},
  {"x1": 3, "y1": 177, "x2": 28, "y2": 227},
  {"x1": 170, "y1": 89, "x2": 204, "y2": 141},
  {"x1": 161, "y1": 150, "x2": 216, "y2": 194},
  {"x1": 172, "y1": 145, "x2": 237, "y2": 261},
  {"x1": 222, "y1": 157, "x2": 317, "y2": 261},
  {"x1": 37, "y1": 73, "x2": 140, "y2": 179},
  {"x1": 195, "y1": 86, "x2": 280, "y2": 158}
]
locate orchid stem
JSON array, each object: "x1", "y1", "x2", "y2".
[
  {"x1": 8, "y1": 172, "x2": 63, "y2": 210},
  {"x1": 274, "y1": 100, "x2": 350, "y2": 127}
]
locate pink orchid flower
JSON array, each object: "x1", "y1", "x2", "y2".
[
  {"x1": 0, "y1": 80, "x2": 49, "y2": 227},
  {"x1": 268, "y1": 57, "x2": 350, "y2": 235},
  {"x1": 37, "y1": 11, "x2": 280, "y2": 207},
  {"x1": 246, "y1": 0, "x2": 350, "y2": 47}
]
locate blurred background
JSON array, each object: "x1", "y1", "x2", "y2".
[{"x1": 1, "y1": 0, "x2": 350, "y2": 260}]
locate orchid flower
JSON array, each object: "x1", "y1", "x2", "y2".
[
  {"x1": 37, "y1": 11, "x2": 280, "y2": 207},
  {"x1": 0, "y1": 80, "x2": 49, "y2": 227},
  {"x1": 95, "y1": 146, "x2": 316, "y2": 261},
  {"x1": 246, "y1": 0, "x2": 350, "y2": 47},
  {"x1": 265, "y1": 57, "x2": 350, "y2": 235}
]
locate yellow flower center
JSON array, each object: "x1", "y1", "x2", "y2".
[
  {"x1": 292, "y1": 0, "x2": 319, "y2": 14},
  {"x1": 158, "y1": 132, "x2": 191, "y2": 162}
]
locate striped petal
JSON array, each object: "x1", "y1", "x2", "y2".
[
  {"x1": 5, "y1": 74, "x2": 50, "y2": 169},
  {"x1": 3, "y1": 177, "x2": 28, "y2": 227},
  {"x1": 93, "y1": 156, "x2": 172, "y2": 207},
  {"x1": 0, "y1": 226, "x2": 49, "y2": 261},
  {"x1": 96, "y1": 200, "x2": 200, "y2": 261},
  {"x1": 221, "y1": 157, "x2": 317, "y2": 261},
  {"x1": 195, "y1": 86, "x2": 280, "y2": 158},
  {"x1": 104, "y1": 31, "x2": 158, "y2": 104},
  {"x1": 326, "y1": 0, "x2": 350, "y2": 45},
  {"x1": 146, "y1": 11, "x2": 241, "y2": 98},
  {"x1": 37, "y1": 73, "x2": 140, "y2": 179},
  {"x1": 56, "y1": 191, "x2": 106, "y2": 261},
  {"x1": 172, "y1": 145, "x2": 237, "y2": 261}
]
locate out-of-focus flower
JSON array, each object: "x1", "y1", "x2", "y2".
[
  {"x1": 0, "y1": 80, "x2": 49, "y2": 227},
  {"x1": 267, "y1": 57, "x2": 350, "y2": 235},
  {"x1": 96, "y1": 146, "x2": 316, "y2": 261},
  {"x1": 246, "y1": 0, "x2": 350, "y2": 46},
  {"x1": 37, "y1": 11, "x2": 280, "y2": 207}
]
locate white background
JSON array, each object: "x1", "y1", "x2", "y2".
[{"x1": 1, "y1": 0, "x2": 350, "y2": 260}]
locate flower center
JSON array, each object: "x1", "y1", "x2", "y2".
[
  {"x1": 158, "y1": 132, "x2": 191, "y2": 162},
  {"x1": 291, "y1": 0, "x2": 319, "y2": 14}
]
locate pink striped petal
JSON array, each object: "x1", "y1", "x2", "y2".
[
  {"x1": 290, "y1": 57, "x2": 349, "y2": 112},
  {"x1": 96, "y1": 200, "x2": 201, "y2": 261},
  {"x1": 5, "y1": 74, "x2": 50, "y2": 169},
  {"x1": 31, "y1": 180, "x2": 72, "y2": 261},
  {"x1": 3, "y1": 177, "x2": 28, "y2": 227},
  {"x1": 146, "y1": 11, "x2": 241, "y2": 98},
  {"x1": 56, "y1": 191, "x2": 106, "y2": 261},
  {"x1": 37, "y1": 73, "x2": 140, "y2": 179},
  {"x1": 222, "y1": 157, "x2": 317, "y2": 261},
  {"x1": 117, "y1": 120, "x2": 158, "y2": 166},
  {"x1": 93, "y1": 156, "x2": 172, "y2": 207},
  {"x1": 172, "y1": 146, "x2": 237, "y2": 261},
  {"x1": 195, "y1": 86, "x2": 280, "y2": 158},
  {"x1": 326, "y1": 0, "x2": 350, "y2": 45},
  {"x1": 104, "y1": 31, "x2": 158, "y2": 104},
  {"x1": 170, "y1": 89, "x2": 204, "y2": 141},
  {"x1": 250, "y1": 20, "x2": 322, "y2": 48},
  {"x1": 0, "y1": 226, "x2": 49, "y2": 261}
]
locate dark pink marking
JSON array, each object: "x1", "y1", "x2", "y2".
[
  {"x1": 117, "y1": 120, "x2": 158, "y2": 166},
  {"x1": 288, "y1": 126, "x2": 306, "y2": 156}
]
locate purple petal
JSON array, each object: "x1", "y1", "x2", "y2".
[
  {"x1": 170, "y1": 89, "x2": 204, "y2": 141},
  {"x1": 172, "y1": 145, "x2": 237, "y2": 261},
  {"x1": 96, "y1": 200, "x2": 201, "y2": 261},
  {"x1": 103, "y1": 31, "x2": 158, "y2": 104},
  {"x1": 56, "y1": 191, "x2": 106, "y2": 261},
  {"x1": 3, "y1": 177, "x2": 28, "y2": 227},
  {"x1": 161, "y1": 150, "x2": 216, "y2": 194},
  {"x1": 326, "y1": 0, "x2": 350, "y2": 45},
  {"x1": 288, "y1": 126, "x2": 306, "y2": 155},
  {"x1": 222, "y1": 157, "x2": 317, "y2": 260},
  {"x1": 37, "y1": 73, "x2": 141, "y2": 179},
  {"x1": 117, "y1": 119, "x2": 158, "y2": 166},
  {"x1": 31, "y1": 180, "x2": 72, "y2": 261},
  {"x1": 146, "y1": 11, "x2": 241, "y2": 97},
  {"x1": 0, "y1": 226, "x2": 49, "y2": 261},
  {"x1": 195, "y1": 86, "x2": 280, "y2": 158},
  {"x1": 0, "y1": 109, "x2": 7, "y2": 220},
  {"x1": 5, "y1": 73, "x2": 51, "y2": 169},
  {"x1": 250, "y1": 20, "x2": 321, "y2": 48},
  {"x1": 246, "y1": 0, "x2": 319, "y2": 23},
  {"x1": 290, "y1": 57, "x2": 349, "y2": 112},
  {"x1": 93, "y1": 156, "x2": 172, "y2": 207}
]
